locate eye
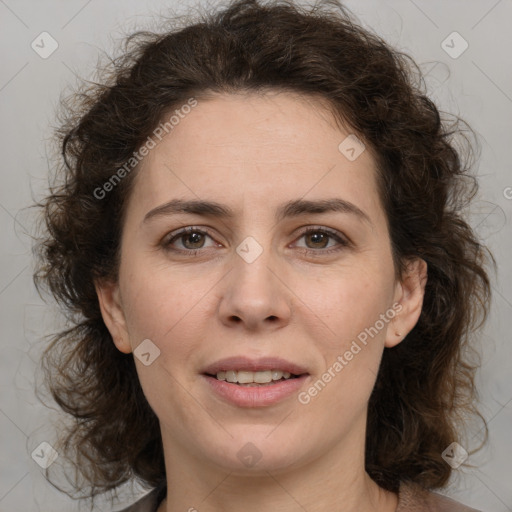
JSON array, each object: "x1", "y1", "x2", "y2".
[
  {"x1": 162, "y1": 226, "x2": 350, "y2": 257},
  {"x1": 293, "y1": 227, "x2": 350, "y2": 255},
  {"x1": 163, "y1": 227, "x2": 220, "y2": 253}
]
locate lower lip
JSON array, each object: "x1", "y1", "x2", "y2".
[{"x1": 202, "y1": 374, "x2": 310, "y2": 407}]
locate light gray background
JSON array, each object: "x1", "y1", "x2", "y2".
[{"x1": 0, "y1": 0, "x2": 511, "y2": 510}]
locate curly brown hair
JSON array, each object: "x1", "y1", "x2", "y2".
[{"x1": 33, "y1": 0, "x2": 495, "y2": 501}]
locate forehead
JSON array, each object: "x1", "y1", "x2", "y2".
[{"x1": 126, "y1": 91, "x2": 382, "y2": 223}]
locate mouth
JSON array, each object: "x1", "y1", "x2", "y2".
[
  {"x1": 204, "y1": 369, "x2": 304, "y2": 386},
  {"x1": 200, "y1": 356, "x2": 310, "y2": 407}
]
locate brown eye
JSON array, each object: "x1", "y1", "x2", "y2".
[
  {"x1": 294, "y1": 227, "x2": 350, "y2": 255},
  {"x1": 180, "y1": 231, "x2": 206, "y2": 249},
  {"x1": 304, "y1": 231, "x2": 330, "y2": 249},
  {"x1": 163, "y1": 227, "x2": 218, "y2": 253}
]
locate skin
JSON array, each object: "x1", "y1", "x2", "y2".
[{"x1": 96, "y1": 91, "x2": 427, "y2": 512}]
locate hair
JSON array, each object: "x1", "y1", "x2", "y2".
[{"x1": 33, "y1": 0, "x2": 495, "y2": 501}]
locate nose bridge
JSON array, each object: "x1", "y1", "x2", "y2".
[{"x1": 218, "y1": 233, "x2": 291, "y2": 329}]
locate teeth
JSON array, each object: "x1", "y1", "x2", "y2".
[
  {"x1": 215, "y1": 369, "x2": 294, "y2": 383},
  {"x1": 272, "y1": 370, "x2": 283, "y2": 380}
]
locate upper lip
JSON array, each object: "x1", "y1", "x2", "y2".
[{"x1": 202, "y1": 356, "x2": 309, "y2": 376}]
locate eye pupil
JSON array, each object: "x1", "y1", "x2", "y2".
[
  {"x1": 307, "y1": 232, "x2": 328, "y2": 248},
  {"x1": 184, "y1": 232, "x2": 204, "y2": 248}
]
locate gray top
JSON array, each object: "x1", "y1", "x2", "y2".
[
  {"x1": 117, "y1": 485, "x2": 165, "y2": 512},
  {"x1": 117, "y1": 482, "x2": 483, "y2": 512}
]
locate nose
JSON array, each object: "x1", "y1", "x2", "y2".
[{"x1": 217, "y1": 242, "x2": 292, "y2": 332}]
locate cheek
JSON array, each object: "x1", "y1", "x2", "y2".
[
  {"x1": 118, "y1": 254, "x2": 217, "y2": 408},
  {"x1": 119, "y1": 260, "x2": 209, "y2": 424},
  {"x1": 293, "y1": 265, "x2": 394, "y2": 409},
  {"x1": 119, "y1": 252, "x2": 208, "y2": 344},
  {"x1": 301, "y1": 267, "x2": 395, "y2": 409},
  {"x1": 295, "y1": 263, "x2": 394, "y2": 348}
]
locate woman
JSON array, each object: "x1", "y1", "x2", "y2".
[{"x1": 34, "y1": 0, "x2": 494, "y2": 511}]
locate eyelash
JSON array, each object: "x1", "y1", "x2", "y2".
[{"x1": 162, "y1": 226, "x2": 351, "y2": 257}]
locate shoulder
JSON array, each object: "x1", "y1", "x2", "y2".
[
  {"x1": 115, "y1": 486, "x2": 165, "y2": 512},
  {"x1": 114, "y1": 481, "x2": 484, "y2": 512},
  {"x1": 397, "y1": 481, "x2": 484, "y2": 512}
]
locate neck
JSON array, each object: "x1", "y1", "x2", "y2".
[{"x1": 157, "y1": 417, "x2": 397, "y2": 512}]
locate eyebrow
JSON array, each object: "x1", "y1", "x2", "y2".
[{"x1": 143, "y1": 197, "x2": 372, "y2": 226}]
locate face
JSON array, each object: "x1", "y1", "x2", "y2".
[{"x1": 97, "y1": 91, "x2": 426, "y2": 476}]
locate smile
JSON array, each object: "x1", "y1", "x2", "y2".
[{"x1": 213, "y1": 369, "x2": 299, "y2": 385}]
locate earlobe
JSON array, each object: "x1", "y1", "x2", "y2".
[
  {"x1": 385, "y1": 258, "x2": 428, "y2": 348},
  {"x1": 95, "y1": 279, "x2": 132, "y2": 354}
]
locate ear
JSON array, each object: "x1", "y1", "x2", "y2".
[
  {"x1": 385, "y1": 258, "x2": 428, "y2": 348},
  {"x1": 95, "y1": 278, "x2": 132, "y2": 354}
]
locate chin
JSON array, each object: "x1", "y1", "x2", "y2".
[{"x1": 204, "y1": 433, "x2": 311, "y2": 474}]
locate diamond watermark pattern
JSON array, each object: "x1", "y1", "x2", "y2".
[
  {"x1": 441, "y1": 31, "x2": 468, "y2": 59},
  {"x1": 31, "y1": 32, "x2": 59, "y2": 59},
  {"x1": 134, "y1": 338, "x2": 161, "y2": 366},
  {"x1": 338, "y1": 134, "x2": 366, "y2": 161},
  {"x1": 441, "y1": 442, "x2": 468, "y2": 469},
  {"x1": 236, "y1": 236, "x2": 263, "y2": 263},
  {"x1": 237, "y1": 442, "x2": 263, "y2": 468},
  {"x1": 31, "y1": 441, "x2": 59, "y2": 469}
]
